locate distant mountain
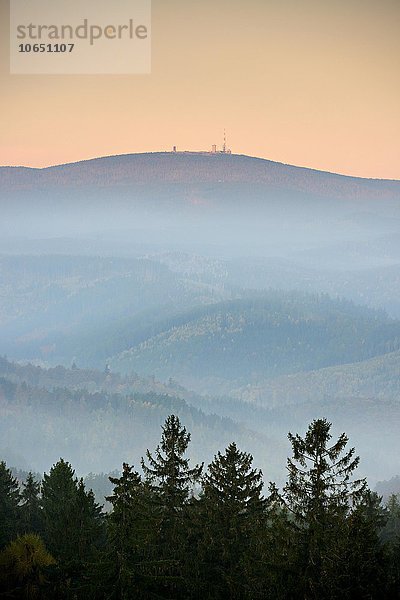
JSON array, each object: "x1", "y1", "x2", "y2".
[
  {"x1": 108, "y1": 293, "x2": 400, "y2": 394},
  {"x1": 1, "y1": 152, "x2": 399, "y2": 198},
  {"x1": 2, "y1": 153, "x2": 400, "y2": 247}
]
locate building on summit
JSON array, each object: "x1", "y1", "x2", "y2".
[{"x1": 172, "y1": 131, "x2": 231, "y2": 155}]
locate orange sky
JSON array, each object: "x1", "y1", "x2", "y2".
[{"x1": 0, "y1": 0, "x2": 399, "y2": 178}]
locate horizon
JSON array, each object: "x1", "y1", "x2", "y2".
[
  {"x1": 1, "y1": 0, "x2": 399, "y2": 179},
  {"x1": 2, "y1": 149, "x2": 400, "y2": 182}
]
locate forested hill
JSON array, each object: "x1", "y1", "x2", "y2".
[
  {"x1": 3, "y1": 153, "x2": 400, "y2": 252},
  {"x1": 233, "y1": 349, "x2": 400, "y2": 405},
  {"x1": 0, "y1": 254, "x2": 232, "y2": 363},
  {"x1": 108, "y1": 293, "x2": 400, "y2": 391},
  {"x1": 0, "y1": 357, "x2": 276, "y2": 476},
  {"x1": 1, "y1": 152, "x2": 399, "y2": 198},
  {"x1": 2, "y1": 153, "x2": 400, "y2": 239}
]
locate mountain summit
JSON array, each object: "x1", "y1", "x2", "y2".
[
  {"x1": 1, "y1": 152, "x2": 400, "y2": 247},
  {"x1": 1, "y1": 152, "x2": 399, "y2": 198}
]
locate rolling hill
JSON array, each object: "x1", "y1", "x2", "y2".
[
  {"x1": 2, "y1": 153, "x2": 400, "y2": 251},
  {"x1": 2, "y1": 152, "x2": 399, "y2": 198},
  {"x1": 0, "y1": 356, "x2": 277, "y2": 477},
  {"x1": 0, "y1": 254, "x2": 233, "y2": 362},
  {"x1": 230, "y1": 349, "x2": 400, "y2": 405},
  {"x1": 108, "y1": 293, "x2": 400, "y2": 394}
]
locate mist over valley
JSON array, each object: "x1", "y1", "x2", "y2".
[{"x1": 1, "y1": 152, "x2": 400, "y2": 491}]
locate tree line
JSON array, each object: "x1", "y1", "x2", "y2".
[{"x1": 1, "y1": 415, "x2": 400, "y2": 599}]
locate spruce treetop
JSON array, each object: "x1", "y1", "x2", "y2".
[
  {"x1": 141, "y1": 415, "x2": 203, "y2": 509},
  {"x1": 278, "y1": 418, "x2": 367, "y2": 522},
  {"x1": 203, "y1": 442, "x2": 266, "y2": 514}
]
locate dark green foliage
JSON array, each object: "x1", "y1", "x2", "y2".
[
  {"x1": 280, "y1": 418, "x2": 367, "y2": 520},
  {"x1": 20, "y1": 472, "x2": 42, "y2": 535},
  {"x1": 271, "y1": 418, "x2": 380, "y2": 600},
  {"x1": 382, "y1": 495, "x2": 400, "y2": 599},
  {"x1": 100, "y1": 463, "x2": 153, "y2": 599},
  {"x1": 142, "y1": 414, "x2": 203, "y2": 512},
  {"x1": 340, "y1": 491, "x2": 387, "y2": 598},
  {"x1": 196, "y1": 443, "x2": 268, "y2": 599},
  {"x1": 41, "y1": 459, "x2": 80, "y2": 565},
  {"x1": 0, "y1": 460, "x2": 21, "y2": 549},
  {"x1": 106, "y1": 464, "x2": 142, "y2": 590},
  {"x1": 387, "y1": 536, "x2": 400, "y2": 599},
  {"x1": 202, "y1": 442, "x2": 266, "y2": 513},
  {"x1": 75, "y1": 479, "x2": 105, "y2": 560},
  {"x1": 255, "y1": 504, "x2": 300, "y2": 600},
  {"x1": 41, "y1": 458, "x2": 105, "y2": 596},
  {"x1": 141, "y1": 415, "x2": 203, "y2": 598},
  {"x1": 0, "y1": 417, "x2": 397, "y2": 599},
  {"x1": 382, "y1": 494, "x2": 400, "y2": 544}
]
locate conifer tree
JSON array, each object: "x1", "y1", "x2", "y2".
[
  {"x1": 141, "y1": 414, "x2": 203, "y2": 512},
  {"x1": 272, "y1": 418, "x2": 368, "y2": 600},
  {"x1": 381, "y1": 494, "x2": 400, "y2": 597},
  {"x1": 281, "y1": 418, "x2": 367, "y2": 521},
  {"x1": 382, "y1": 494, "x2": 400, "y2": 544},
  {"x1": 102, "y1": 463, "x2": 150, "y2": 599},
  {"x1": 107, "y1": 463, "x2": 143, "y2": 535},
  {"x1": 41, "y1": 459, "x2": 79, "y2": 567},
  {"x1": 75, "y1": 478, "x2": 105, "y2": 561},
  {"x1": 202, "y1": 442, "x2": 265, "y2": 514},
  {"x1": 41, "y1": 458, "x2": 105, "y2": 596},
  {"x1": 387, "y1": 533, "x2": 400, "y2": 599},
  {"x1": 141, "y1": 415, "x2": 203, "y2": 598},
  {"x1": 0, "y1": 461, "x2": 21, "y2": 549},
  {"x1": 340, "y1": 490, "x2": 387, "y2": 599},
  {"x1": 20, "y1": 472, "x2": 42, "y2": 535},
  {"x1": 197, "y1": 443, "x2": 267, "y2": 599}
]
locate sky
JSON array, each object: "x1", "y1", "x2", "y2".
[{"x1": 0, "y1": 0, "x2": 399, "y2": 178}]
